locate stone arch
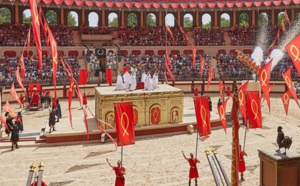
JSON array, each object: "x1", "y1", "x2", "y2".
[
  {"x1": 165, "y1": 13, "x2": 175, "y2": 27},
  {"x1": 220, "y1": 13, "x2": 230, "y2": 28},
  {"x1": 108, "y1": 12, "x2": 118, "y2": 27},
  {"x1": 105, "y1": 111, "x2": 115, "y2": 127},
  {"x1": 258, "y1": 12, "x2": 268, "y2": 26},
  {"x1": 277, "y1": 11, "x2": 285, "y2": 25},
  {"x1": 170, "y1": 107, "x2": 180, "y2": 123},
  {"x1": 149, "y1": 104, "x2": 162, "y2": 125},
  {"x1": 68, "y1": 11, "x2": 78, "y2": 26},
  {"x1": 127, "y1": 13, "x2": 137, "y2": 27},
  {"x1": 202, "y1": 13, "x2": 211, "y2": 29},
  {"x1": 0, "y1": 7, "x2": 11, "y2": 23},
  {"x1": 146, "y1": 13, "x2": 156, "y2": 27},
  {"x1": 22, "y1": 9, "x2": 31, "y2": 24},
  {"x1": 88, "y1": 12, "x2": 98, "y2": 27},
  {"x1": 46, "y1": 10, "x2": 57, "y2": 25},
  {"x1": 183, "y1": 13, "x2": 193, "y2": 28},
  {"x1": 239, "y1": 12, "x2": 249, "y2": 27}
]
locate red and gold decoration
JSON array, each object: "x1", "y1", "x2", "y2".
[
  {"x1": 10, "y1": 83, "x2": 22, "y2": 106},
  {"x1": 166, "y1": 25, "x2": 175, "y2": 44},
  {"x1": 282, "y1": 68, "x2": 300, "y2": 106},
  {"x1": 281, "y1": 20, "x2": 286, "y2": 34},
  {"x1": 218, "y1": 80, "x2": 224, "y2": 100},
  {"x1": 259, "y1": 60, "x2": 272, "y2": 111},
  {"x1": 114, "y1": 101, "x2": 135, "y2": 146},
  {"x1": 3, "y1": 100, "x2": 16, "y2": 117},
  {"x1": 150, "y1": 107, "x2": 161, "y2": 125},
  {"x1": 286, "y1": 34, "x2": 300, "y2": 76},
  {"x1": 193, "y1": 96, "x2": 211, "y2": 137},
  {"x1": 280, "y1": 91, "x2": 290, "y2": 115},
  {"x1": 284, "y1": 10, "x2": 291, "y2": 26},
  {"x1": 18, "y1": 54, "x2": 26, "y2": 79},
  {"x1": 192, "y1": 44, "x2": 196, "y2": 67},
  {"x1": 236, "y1": 50, "x2": 259, "y2": 74},
  {"x1": 83, "y1": 108, "x2": 89, "y2": 141},
  {"x1": 246, "y1": 91, "x2": 262, "y2": 128},
  {"x1": 15, "y1": 70, "x2": 26, "y2": 95},
  {"x1": 29, "y1": 0, "x2": 42, "y2": 74},
  {"x1": 217, "y1": 100, "x2": 227, "y2": 133},
  {"x1": 200, "y1": 57, "x2": 205, "y2": 78},
  {"x1": 206, "y1": 69, "x2": 214, "y2": 91},
  {"x1": 133, "y1": 108, "x2": 138, "y2": 126}
]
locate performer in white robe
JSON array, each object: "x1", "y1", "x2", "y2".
[
  {"x1": 123, "y1": 71, "x2": 130, "y2": 90},
  {"x1": 152, "y1": 72, "x2": 159, "y2": 89},
  {"x1": 141, "y1": 71, "x2": 146, "y2": 82},
  {"x1": 115, "y1": 71, "x2": 125, "y2": 91},
  {"x1": 144, "y1": 72, "x2": 153, "y2": 91},
  {"x1": 129, "y1": 73, "x2": 137, "y2": 91}
]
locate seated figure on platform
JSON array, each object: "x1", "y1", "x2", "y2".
[
  {"x1": 152, "y1": 71, "x2": 159, "y2": 89},
  {"x1": 128, "y1": 71, "x2": 137, "y2": 91},
  {"x1": 115, "y1": 71, "x2": 125, "y2": 91},
  {"x1": 123, "y1": 71, "x2": 130, "y2": 90},
  {"x1": 144, "y1": 72, "x2": 153, "y2": 91}
]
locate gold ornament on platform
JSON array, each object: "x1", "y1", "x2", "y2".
[{"x1": 235, "y1": 50, "x2": 259, "y2": 74}]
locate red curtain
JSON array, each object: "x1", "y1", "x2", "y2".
[{"x1": 79, "y1": 69, "x2": 88, "y2": 85}]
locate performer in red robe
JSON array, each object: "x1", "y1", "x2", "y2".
[
  {"x1": 226, "y1": 87, "x2": 231, "y2": 97},
  {"x1": 107, "y1": 158, "x2": 126, "y2": 186},
  {"x1": 28, "y1": 82, "x2": 34, "y2": 95},
  {"x1": 194, "y1": 87, "x2": 198, "y2": 97},
  {"x1": 82, "y1": 93, "x2": 87, "y2": 109},
  {"x1": 182, "y1": 151, "x2": 200, "y2": 186},
  {"x1": 19, "y1": 94, "x2": 24, "y2": 108},
  {"x1": 36, "y1": 82, "x2": 41, "y2": 92},
  {"x1": 239, "y1": 145, "x2": 247, "y2": 181}
]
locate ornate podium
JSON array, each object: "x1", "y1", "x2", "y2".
[
  {"x1": 258, "y1": 149, "x2": 300, "y2": 186},
  {"x1": 95, "y1": 84, "x2": 184, "y2": 128}
]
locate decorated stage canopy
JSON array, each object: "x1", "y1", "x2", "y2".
[{"x1": 1, "y1": 0, "x2": 299, "y2": 10}]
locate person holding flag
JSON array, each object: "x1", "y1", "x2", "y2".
[
  {"x1": 239, "y1": 145, "x2": 248, "y2": 181},
  {"x1": 106, "y1": 158, "x2": 126, "y2": 186},
  {"x1": 182, "y1": 151, "x2": 200, "y2": 186}
]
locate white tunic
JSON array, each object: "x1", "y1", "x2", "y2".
[
  {"x1": 123, "y1": 71, "x2": 130, "y2": 89},
  {"x1": 144, "y1": 74, "x2": 153, "y2": 91},
  {"x1": 141, "y1": 72, "x2": 146, "y2": 82},
  {"x1": 115, "y1": 75, "x2": 125, "y2": 91},
  {"x1": 152, "y1": 73, "x2": 159, "y2": 89},
  {"x1": 129, "y1": 75, "x2": 137, "y2": 91}
]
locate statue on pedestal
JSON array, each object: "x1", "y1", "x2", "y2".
[{"x1": 276, "y1": 126, "x2": 292, "y2": 155}]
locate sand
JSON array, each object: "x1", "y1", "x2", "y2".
[{"x1": 0, "y1": 94, "x2": 299, "y2": 186}]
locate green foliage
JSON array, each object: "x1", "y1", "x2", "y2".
[
  {"x1": 203, "y1": 22, "x2": 211, "y2": 29},
  {"x1": 278, "y1": 12, "x2": 285, "y2": 25},
  {"x1": 23, "y1": 12, "x2": 31, "y2": 24},
  {"x1": 109, "y1": 17, "x2": 118, "y2": 27},
  {"x1": 239, "y1": 13, "x2": 249, "y2": 27},
  {"x1": 46, "y1": 10, "x2": 57, "y2": 25},
  {"x1": 146, "y1": 13, "x2": 156, "y2": 27},
  {"x1": 67, "y1": 12, "x2": 77, "y2": 26},
  {"x1": 127, "y1": 13, "x2": 137, "y2": 27},
  {"x1": 258, "y1": 13, "x2": 268, "y2": 27},
  {"x1": 220, "y1": 17, "x2": 230, "y2": 28},
  {"x1": 183, "y1": 16, "x2": 193, "y2": 28},
  {"x1": 0, "y1": 8, "x2": 11, "y2": 23}
]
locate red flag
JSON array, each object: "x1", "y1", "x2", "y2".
[
  {"x1": 179, "y1": 25, "x2": 189, "y2": 46},
  {"x1": 114, "y1": 101, "x2": 135, "y2": 146},
  {"x1": 217, "y1": 100, "x2": 227, "y2": 133},
  {"x1": 166, "y1": 25, "x2": 175, "y2": 44},
  {"x1": 284, "y1": 10, "x2": 291, "y2": 26},
  {"x1": 0, "y1": 116, "x2": 9, "y2": 132},
  {"x1": 10, "y1": 83, "x2": 22, "y2": 106},
  {"x1": 266, "y1": 39, "x2": 276, "y2": 54},
  {"x1": 281, "y1": 20, "x2": 286, "y2": 34},
  {"x1": 285, "y1": 34, "x2": 300, "y2": 76},
  {"x1": 47, "y1": 26, "x2": 58, "y2": 100},
  {"x1": 43, "y1": 17, "x2": 50, "y2": 46},
  {"x1": 200, "y1": 57, "x2": 205, "y2": 78},
  {"x1": 68, "y1": 79, "x2": 74, "y2": 128},
  {"x1": 259, "y1": 60, "x2": 272, "y2": 111},
  {"x1": 165, "y1": 63, "x2": 175, "y2": 82},
  {"x1": 29, "y1": 0, "x2": 42, "y2": 74},
  {"x1": 18, "y1": 54, "x2": 26, "y2": 80},
  {"x1": 83, "y1": 109, "x2": 89, "y2": 141},
  {"x1": 3, "y1": 101, "x2": 16, "y2": 117},
  {"x1": 281, "y1": 91, "x2": 290, "y2": 115},
  {"x1": 26, "y1": 27, "x2": 31, "y2": 56},
  {"x1": 282, "y1": 68, "x2": 300, "y2": 106},
  {"x1": 219, "y1": 80, "x2": 224, "y2": 100},
  {"x1": 238, "y1": 80, "x2": 250, "y2": 123},
  {"x1": 192, "y1": 45, "x2": 196, "y2": 67},
  {"x1": 193, "y1": 96, "x2": 211, "y2": 137},
  {"x1": 15, "y1": 70, "x2": 26, "y2": 95},
  {"x1": 246, "y1": 91, "x2": 262, "y2": 128},
  {"x1": 79, "y1": 69, "x2": 88, "y2": 84},
  {"x1": 164, "y1": 72, "x2": 168, "y2": 84},
  {"x1": 206, "y1": 69, "x2": 214, "y2": 91},
  {"x1": 165, "y1": 46, "x2": 171, "y2": 67}
]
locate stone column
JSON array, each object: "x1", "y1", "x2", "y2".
[
  {"x1": 252, "y1": 10, "x2": 255, "y2": 26},
  {"x1": 196, "y1": 10, "x2": 199, "y2": 27},
  {"x1": 61, "y1": 8, "x2": 64, "y2": 25},
  {"x1": 271, "y1": 9, "x2": 275, "y2": 26},
  {"x1": 291, "y1": 8, "x2": 295, "y2": 22},
  {"x1": 102, "y1": 10, "x2": 105, "y2": 27},
  {"x1": 214, "y1": 10, "x2": 218, "y2": 27},
  {"x1": 233, "y1": 10, "x2": 236, "y2": 26},
  {"x1": 140, "y1": 10, "x2": 144, "y2": 27},
  {"x1": 121, "y1": 10, "x2": 125, "y2": 27},
  {"x1": 159, "y1": 11, "x2": 162, "y2": 26},
  {"x1": 15, "y1": 5, "x2": 19, "y2": 24},
  {"x1": 177, "y1": 11, "x2": 181, "y2": 26},
  {"x1": 81, "y1": 8, "x2": 85, "y2": 26}
]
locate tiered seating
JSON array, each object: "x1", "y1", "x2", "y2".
[
  {"x1": 227, "y1": 26, "x2": 257, "y2": 46},
  {"x1": 193, "y1": 28, "x2": 225, "y2": 46}
]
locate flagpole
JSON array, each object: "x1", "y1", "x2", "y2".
[
  {"x1": 243, "y1": 124, "x2": 247, "y2": 151},
  {"x1": 121, "y1": 146, "x2": 123, "y2": 167},
  {"x1": 195, "y1": 130, "x2": 199, "y2": 158}
]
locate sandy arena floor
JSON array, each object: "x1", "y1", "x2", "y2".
[{"x1": 0, "y1": 94, "x2": 299, "y2": 186}]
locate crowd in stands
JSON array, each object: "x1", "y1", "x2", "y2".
[
  {"x1": 116, "y1": 27, "x2": 188, "y2": 46},
  {"x1": 79, "y1": 26, "x2": 112, "y2": 35},
  {"x1": 0, "y1": 55, "x2": 79, "y2": 86},
  {"x1": 227, "y1": 26, "x2": 257, "y2": 46},
  {"x1": 122, "y1": 53, "x2": 210, "y2": 81},
  {"x1": 193, "y1": 28, "x2": 225, "y2": 46},
  {"x1": 0, "y1": 23, "x2": 74, "y2": 46}
]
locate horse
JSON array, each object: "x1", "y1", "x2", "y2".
[{"x1": 41, "y1": 94, "x2": 51, "y2": 109}]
